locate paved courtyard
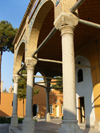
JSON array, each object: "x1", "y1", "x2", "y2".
[{"x1": 0, "y1": 118, "x2": 100, "y2": 133}]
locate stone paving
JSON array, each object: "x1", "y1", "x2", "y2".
[
  {"x1": 0, "y1": 124, "x2": 9, "y2": 133},
  {"x1": 0, "y1": 118, "x2": 100, "y2": 133}
]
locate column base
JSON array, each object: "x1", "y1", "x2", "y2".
[
  {"x1": 22, "y1": 117, "x2": 35, "y2": 133},
  {"x1": 45, "y1": 113, "x2": 51, "y2": 122},
  {"x1": 58, "y1": 120, "x2": 83, "y2": 133},
  {"x1": 11, "y1": 115, "x2": 18, "y2": 127}
]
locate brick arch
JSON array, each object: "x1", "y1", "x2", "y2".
[
  {"x1": 13, "y1": 42, "x2": 25, "y2": 75},
  {"x1": 27, "y1": 0, "x2": 54, "y2": 57}
]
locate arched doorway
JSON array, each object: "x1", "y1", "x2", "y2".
[
  {"x1": 55, "y1": 105, "x2": 59, "y2": 117},
  {"x1": 33, "y1": 104, "x2": 37, "y2": 117}
]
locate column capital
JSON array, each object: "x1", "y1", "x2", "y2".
[
  {"x1": 25, "y1": 57, "x2": 37, "y2": 70},
  {"x1": 54, "y1": 12, "x2": 79, "y2": 30},
  {"x1": 13, "y1": 75, "x2": 19, "y2": 83},
  {"x1": 60, "y1": 25, "x2": 75, "y2": 36},
  {"x1": 44, "y1": 78, "x2": 51, "y2": 88}
]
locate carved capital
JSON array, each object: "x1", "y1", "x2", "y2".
[
  {"x1": 60, "y1": 25, "x2": 75, "y2": 36},
  {"x1": 13, "y1": 75, "x2": 19, "y2": 83},
  {"x1": 54, "y1": 12, "x2": 79, "y2": 30},
  {"x1": 25, "y1": 57, "x2": 37, "y2": 70},
  {"x1": 46, "y1": 79, "x2": 51, "y2": 88}
]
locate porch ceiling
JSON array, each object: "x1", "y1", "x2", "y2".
[{"x1": 34, "y1": 0, "x2": 100, "y2": 76}]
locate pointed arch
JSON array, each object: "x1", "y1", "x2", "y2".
[
  {"x1": 27, "y1": 0, "x2": 54, "y2": 57},
  {"x1": 13, "y1": 42, "x2": 25, "y2": 75}
]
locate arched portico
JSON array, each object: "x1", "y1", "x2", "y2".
[
  {"x1": 10, "y1": 0, "x2": 100, "y2": 132},
  {"x1": 21, "y1": 2, "x2": 55, "y2": 132}
]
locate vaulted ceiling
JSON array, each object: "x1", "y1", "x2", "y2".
[{"x1": 34, "y1": 0, "x2": 100, "y2": 76}]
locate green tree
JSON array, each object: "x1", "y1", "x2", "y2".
[
  {"x1": 52, "y1": 76, "x2": 63, "y2": 93},
  {"x1": 3, "y1": 88, "x2": 8, "y2": 93},
  {"x1": 0, "y1": 21, "x2": 18, "y2": 94},
  {"x1": 18, "y1": 70, "x2": 40, "y2": 117}
]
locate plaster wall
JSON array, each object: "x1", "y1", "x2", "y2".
[
  {"x1": 75, "y1": 38, "x2": 100, "y2": 128},
  {"x1": 0, "y1": 85, "x2": 63, "y2": 118},
  {"x1": 49, "y1": 89, "x2": 63, "y2": 118},
  {"x1": 75, "y1": 56, "x2": 95, "y2": 127},
  {"x1": 0, "y1": 93, "x2": 13, "y2": 116}
]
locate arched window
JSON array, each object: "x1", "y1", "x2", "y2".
[{"x1": 78, "y1": 69, "x2": 83, "y2": 82}]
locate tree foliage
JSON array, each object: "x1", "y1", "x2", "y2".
[
  {"x1": 17, "y1": 69, "x2": 40, "y2": 117},
  {"x1": 18, "y1": 70, "x2": 40, "y2": 100},
  {"x1": 0, "y1": 21, "x2": 18, "y2": 53},
  {"x1": 52, "y1": 76, "x2": 63, "y2": 93},
  {"x1": 0, "y1": 21, "x2": 17, "y2": 102},
  {"x1": 3, "y1": 88, "x2": 8, "y2": 93}
]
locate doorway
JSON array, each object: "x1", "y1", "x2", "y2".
[
  {"x1": 33, "y1": 104, "x2": 37, "y2": 117},
  {"x1": 55, "y1": 105, "x2": 59, "y2": 117},
  {"x1": 78, "y1": 97, "x2": 85, "y2": 123}
]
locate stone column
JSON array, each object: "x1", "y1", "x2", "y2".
[
  {"x1": 54, "y1": 12, "x2": 83, "y2": 133},
  {"x1": 45, "y1": 78, "x2": 51, "y2": 121},
  {"x1": 22, "y1": 58, "x2": 37, "y2": 133},
  {"x1": 11, "y1": 75, "x2": 19, "y2": 127}
]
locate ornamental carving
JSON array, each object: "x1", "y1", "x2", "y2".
[
  {"x1": 25, "y1": 58, "x2": 37, "y2": 69},
  {"x1": 13, "y1": 75, "x2": 19, "y2": 83},
  {"x1": 54, "y1": 12, "x2": 79, "y2": 30}
]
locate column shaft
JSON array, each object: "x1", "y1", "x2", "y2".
[
  {"x1": 46, "y1": 89, "x2": 50, "y2": 114},
  {"x1": 54, "y1": 12, "x2": 83, "y2": 133},
  {"x1": 26, "y1": 67, "x2": 34, "y2": 117},
  {"x1": 13, "y1": 82, "x2": 18, "y2": 115},
  {"x1": 22, "y1": 58, "x2": 37, "y2": 133},
  {"x1": 11, "y1": 75, "x2": 19, "y2": 127},
  {"x1": 61, "y1": 25, "x2": 76, "y2": 120},
  {"x1": 45, "y1": 78, "x2": 51, "y2": 121},
  {"x1": 58, "y1": 25, "x2": 83, "y2": 133}
]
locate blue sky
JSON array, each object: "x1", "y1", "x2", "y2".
[{"x1": 0, "y1": 1, "x2": 42, "y2": 91}]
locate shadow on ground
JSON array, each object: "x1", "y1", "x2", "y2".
[{"x1": 0, "y1": 119, "x2": 100, "y2": 133}]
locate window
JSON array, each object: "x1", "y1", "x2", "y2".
[
  {"x1": 55, "y1": 99, "x2": 58, "y2": 103},
  {"x1": 49, "y1": 105, "x2": 53, "y2": 114},
  {"x1": 78, "y1": 61, "x2": 81, "y2": 64},
  {"x1": 78, "y1": 69, "x2": 83, "y2": 82},
  {"x1": 61, "y1": 105, "x2": 63, "y2": 114}
]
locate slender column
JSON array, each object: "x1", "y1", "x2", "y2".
[
  {"x1": 45, "y1": 79, "x2": 51, "y2": 121},
  {"x1": 54, "y1": 12, "x2": 83, "y2": 133},
  {"x1": 61, "y1": 25, "x2": 77, "y2": 121},
  {"x1": 11, "y1": 75, "x2": 19, "y2": 127},
  {"x1": 22, "y1": 58, "x2": 37, "y2": 133}
]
